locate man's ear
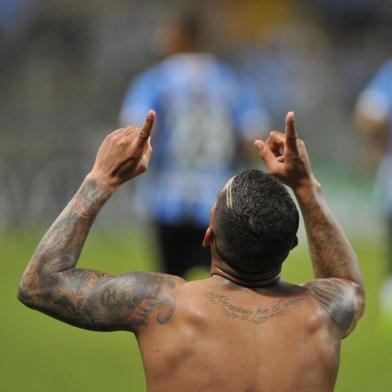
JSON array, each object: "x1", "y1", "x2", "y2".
[
  {"x1": 203, "y1": 226, "x2": 214, "y2": 247},
  {"x1": 291, "y1": 235, "x2": 298, "y2": 250}
]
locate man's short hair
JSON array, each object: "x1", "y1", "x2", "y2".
[
  {"x1": 214, "y1": 169, "x2": 299, "y2": 273},
  {"x1": 176, "y1": 9, "x2": 202, "y2": 46}
]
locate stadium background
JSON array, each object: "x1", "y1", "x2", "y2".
[{"x1": 0, "y1": 0, "x2": 391, "y2": 390}]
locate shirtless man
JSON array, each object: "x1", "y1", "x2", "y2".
[{"x1": 18, "y1": 110, "x2": 364, "y2": 391}]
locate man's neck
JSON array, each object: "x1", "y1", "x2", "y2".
[{"x1": 210, "y1": 260, "x2": 281, "y2": 288}]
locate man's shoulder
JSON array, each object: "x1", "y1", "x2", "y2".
[
  {"x1": 131, "y1": 64, "x2": 163, "y2": 86},
  {"x1": 301, "y1": 278, "x2": 364, "y2": 337}
]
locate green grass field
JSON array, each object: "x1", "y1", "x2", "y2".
[{"x1": 1, "y1": 230, "x2": 391, "y2": 391}]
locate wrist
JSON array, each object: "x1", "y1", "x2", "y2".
[
  {"x1": 85, "y1": 171, "x2": 119, "y2": 195},
  {"x1": 293, "y1": 176, "x2": 322, "y2": 200}
]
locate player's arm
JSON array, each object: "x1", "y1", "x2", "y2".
[
  {"x1": 355, "y1": 91, "x2": 389, "y2": 160},
  {"x1": 235, "y1": 74, "x2": 271, "y2": 163},
  {"x1": 354, "y1": 64, "x2": 392, "y2": 160},
  {"x1": 255, "y1": 112, "x2": 365, "y2": 338},
  {"x1": 17, "y1": 111, "x2": 180, "y2": 332}
]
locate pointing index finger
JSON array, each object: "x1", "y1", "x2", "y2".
[
  {"x1": 285, "y1": 111, "x2": 299, "y2": 155},
  {"x1": 137, "y1": 110, "x2": 156, "y2": 147}
]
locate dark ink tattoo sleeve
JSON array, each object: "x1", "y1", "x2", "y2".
[
  {"x1": 297, "y1": 187, "x2": 361, "y2": 283},
  {"x1": 295, "y1": 184, "x2": 365, "y2": 337},
  {"x1": 17, "y1": 178, "x2": 176, "y2": 332}
]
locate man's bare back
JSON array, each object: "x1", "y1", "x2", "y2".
[
  {"x1": 18, "y1": 111, "x2": 364, "y2": 391},
  {"x1": 138, "y1": 276, "x2": 343, "y2": 392}
]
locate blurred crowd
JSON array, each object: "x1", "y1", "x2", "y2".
[{"x1": 1, "y1": 0, "x2": 392, "y2": 235}]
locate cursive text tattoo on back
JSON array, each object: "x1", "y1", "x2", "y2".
[{"x1": 206, "y1": 291, "x2": 304, "y2": 325}]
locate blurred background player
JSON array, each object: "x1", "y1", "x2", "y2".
[
  {"x1": 120, "y1": 10, "x2": 270, "y2": 277},
  {"x1": 355, "y1": 58, "x2": 392, "y2": 317}
]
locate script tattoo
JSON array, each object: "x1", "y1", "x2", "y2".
[
  {"x1": 306, "y1": 279, "x2": 355, "y2": 335},
  {"x1": 206, "y1": 291, "x2": 304, "y2": 325},
  {"x1": 18, "y1": 179, "x2": 176, "y2": 332}
]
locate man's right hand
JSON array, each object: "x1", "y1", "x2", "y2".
[
  {"x1": 87, "y1": 110, "x2": 156, "y2": 192},
  {"x1": 254, "y1": 112, "x2": 317, "y2": 193}
]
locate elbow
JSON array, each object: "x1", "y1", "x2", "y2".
[
  {"x1": 354, "y1": 281, "x2": 366, "y2": 321},
  {"x1": 17, "y1": 278, "x2": 35, "y2": 307}
]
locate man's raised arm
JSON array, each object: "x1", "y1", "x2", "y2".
[
  {"x1": 18, "y1": 111, "x2": 180, "y2": 333},
  {"x1": 254, "y1": 112, "x2": 365, "y2": 338}
]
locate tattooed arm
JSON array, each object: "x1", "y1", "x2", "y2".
[
  {"x1": 294, "y1": 183, "x2": 364, "y2": 337},
  {"x1": 18, "y1": 111, "x2": 179, "y2": 332},
  {"x1": 255, "y1": 112, "x2": 365, "y2": 337}
]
